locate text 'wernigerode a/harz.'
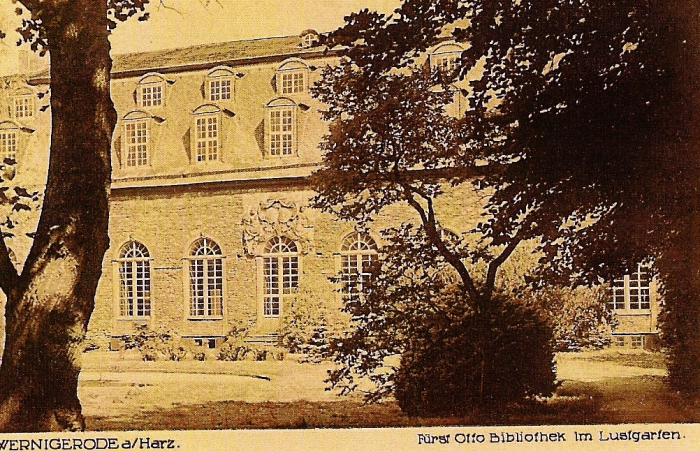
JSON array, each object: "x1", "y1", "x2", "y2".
[
  {"x1": 417, "y1": 428, "x2": 684, "y2": 445},
  {"x1": 0, "y1": 438, "x2": 178, "y2": 450}
]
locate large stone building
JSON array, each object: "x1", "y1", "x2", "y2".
[{"x1": 1, "y1": 32, "x2": 658, "y2": 350}]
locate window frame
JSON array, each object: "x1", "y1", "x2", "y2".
[
  {"x1": 194, "y1": 114, "x2": 220, "y2": 162},
  {"x1": 429, "y1": 43, "x2": 464, "y2": 73},
  {"x1": 13, "y1": 94, "x2": 34, "y2": 120},
  {"x1": 276, "y1": 59, "x2": 310, "y2": 95},
  {"x1": 609, "y1": 265, "x2": 652, "y2": 311},
  {"x1": 115, "y1": 241, "x2": 152, "y2": 318},
  {"x1": 206, "y1": 67, "x2": 236, "y2": 102},
  {"x1": 261, "y1": 236, "x2": 299, "y2": 318},
  {"x1": 186, "y1": 237, "x2": 224, "y2": 319},
  {"x1": 338, "y1": 232, "x2": 378, "y2": 301},
  {"x1": 268, "y1": 107, "x2": 295, "y2": 157},
  {"x1": 123, "y1": 119, "x2": 149, "y2": 167},
  {"x1": 0, "y1": 128, "x2": 18, "y2": 163},
  {"x1": 191, "y1": 104, "x2": 223, "y2": 163},
  {"x1": 136, "y1": 73, "x2": 169, "y2": 108}
]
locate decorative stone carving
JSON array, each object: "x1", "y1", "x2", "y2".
[{"x1": 241, "y1": 199, "x2": 311, "y2": 254}]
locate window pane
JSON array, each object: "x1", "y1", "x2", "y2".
[
  {"x1": 269, "y1": 109, "x2": 294, "y2": 156},
  {"x1": 190, "y1": 259, "x2": 205, "y2": 316},
  {"x1": 118, "y1": 245, "x2": 151, "y2": 318},
  {"x1": 0, "y1": 131, "x2": 17, "y2": 161},
  {"x1": 196, "y1": 116, "x2": 218, "y2": 161}
]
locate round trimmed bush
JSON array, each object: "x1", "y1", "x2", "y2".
[{"x1": 393, "y1": 294, "x2": 556, "y2": 417}]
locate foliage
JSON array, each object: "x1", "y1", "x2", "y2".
[
  {"x1": 529, "y1": 286, "x2": 615, "y2": 352},
  {"x1": 217, "y1": 320, "x2": 285, "y2": 362},
  {"x1": 324, "y1": 226, "x2": 556, "y2": 410},
  {"x1": 395, "y1": 293, "x2": 555, "y2": 416},
  {"x1": 217, "y1": 322, "x2": 253, "y2": 362},
  {"x1": 318, "y1": 0, "x2": 700, "y2": 391},
  {"x1": 277, "y1": 288, "x2": 348, "y2": 362},
  {"x1": 122, "y1": 324, "x2": 187, "y2": 362}
]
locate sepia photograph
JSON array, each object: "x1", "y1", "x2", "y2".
[{"x1": 0, "y1": 0, "x2": 699, "y2": 449}]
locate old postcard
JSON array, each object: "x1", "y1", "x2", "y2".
[{"x1": 0, "y1": 0, "x2": 698, "y2": 449}]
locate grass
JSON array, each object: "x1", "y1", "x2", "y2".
[
  {"x1": 79, "y1": 348, "x2": 700, "y2": 431},
  {"x1": 565, "y1": 349, "x2": 667, "y2": 369}
]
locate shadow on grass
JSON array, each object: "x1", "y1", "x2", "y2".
[{"x1": 86, "y1": 387, "x2": 600, "y2": 431}]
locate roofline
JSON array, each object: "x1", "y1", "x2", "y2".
[
  {"x1": 111, "y1": 48, "x2": 336, "y2": 80},
  {"x1": 26, "y1": 47, "x2": 340, "y2": 85}
]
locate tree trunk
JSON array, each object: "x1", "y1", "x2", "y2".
[{"x1": 0, "y1": 0, "x2": 115, "y2": 432}]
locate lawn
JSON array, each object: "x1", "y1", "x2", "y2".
[{"x1": 79, "y1": 348, "x2": 700, "y2": 431}]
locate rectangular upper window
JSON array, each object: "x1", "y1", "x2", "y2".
[
  {"x1": 140, "y1": 85, "x2": 162, "y2": 107},
  {"x1": 14, "y1": 96, "x2": 34, "y2": 119},
  {"x1": 269, "y1": 108, "x2": 294, "y2": 156},
  {"x1": 209, "y1": 79, "x2": 232, "y2": 101},
  {"x1": 124, "y1": 121, "x2": 149, "y2": 166},
  {"x1": 609, "y1": 265, "x2": 651, "y2": 310},
  {"x1": 0, "y1": 130, "x2": 18, "y2": 162},
  {"x1": 195, "y1": 115, "x2": 219, "y2": 161},
  {"x1": 280, "y1": 72, "x2": 305, "y2": 94}
]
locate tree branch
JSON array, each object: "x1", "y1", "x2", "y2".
[
  {"x1": 400, "y1": 183, "x2": 480, "y2": 302},
  {"x1": 483, "y1": 235, "x2": 522, "y2": 301},
  {"x1": 0, "y1": 228, "x2": 20, "y2": 294}
]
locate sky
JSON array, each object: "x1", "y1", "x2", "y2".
[{"x1": 1, "y1": 0, "x2": 400, "y2": 56}]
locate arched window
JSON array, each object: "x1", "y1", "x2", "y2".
[
  {"x1": 188, "y1": 238, "x2": 223, "y2": 317},
  {"x1": 430, "y1": 43, "x2": 464, "y2": 72},
  {"x1": 136, "y1": 73, "x2": 171, "y2": 108},
  {"x1": 340, "y1": 233, "x2": 378, "y2": 300},
  {"x1": 117, "y1": 241, "x2": 151, "y2": 317},
  {"x1": 300, "y1": 30, "x2": 320, "y2": 48},
  {"x1": 262, "y1": 236, "x2": 299, "y2": 317}
]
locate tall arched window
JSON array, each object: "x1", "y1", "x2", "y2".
[
  {"x1": 340, "y1": 232, "x2": 378, "y2": 300},
  {"x1": 117, "y1": 241, "x2": 151, "y2": 317},
  {"x1": 262, "y1": 236, "x2": 299, "y2": 317},
  {"x1": 188, "y1": 238, "x2": 223, "y2": 317}
]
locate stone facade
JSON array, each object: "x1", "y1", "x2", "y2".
[{"x1": 5, "y1": 32, "x2": 659, "y2": 350}]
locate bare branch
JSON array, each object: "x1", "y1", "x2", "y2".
[{"x1": 156, "y1": 0, "x2": 183, "y2": 16}]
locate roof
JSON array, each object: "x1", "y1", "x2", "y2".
[
  {"x1": 27, "y1": 34, "x2": 330, "y2": 84},
  {"x1": 113, "y1": 35, "x2": 327, "y2": 75}
]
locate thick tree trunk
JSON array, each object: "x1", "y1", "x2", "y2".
[{"x1": 0, "y1": 0, "x2": 115, "y2": 432}]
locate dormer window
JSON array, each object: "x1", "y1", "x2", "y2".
[
  {"x1": 276, "y1": 59, "x2": 310, "y2": 95},
  {"x1": 0, "y1": 120, "x2": 33, "y2": 172},
  {"x1": 8, "y1": 88, "x2": 35, "y2": 120},
  {"x1": 122, "y1": 111, "x2": 152, "y2": 167},
  {"x1": 13, "y1": 94, "x2": 34, "y2": 119},
  {"x1": 192, "y1": 104, "x2": 224, "y2": 162},
  {"x1": 136, "y1": 73, "x2": 171, "y2": 108},
  {"x1": 300, "y1": 30, "x2": 320, "y2": 48},
  {"x1": 0, "y1": 127, "x2": 17, "y2": 162},
  {"x1": 206, "y1": 66, "x2": 236, "y2": 102},
  {"x1": 430, "y1": 43, "x2": 465, "y2": 72},
  {"x1": 265, "y1": 98, "x2": 297, "y2": 157}
]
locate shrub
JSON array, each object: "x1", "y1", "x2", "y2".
[
  {"x1": 529, "y1": 285, "x2": 615, "y2": 352},
  {"x1": 217, "y1": 322, "x2": 253, "y2": 362},
  {"x1": 393, "y1": 293, "x2": 556, "y2": 417},
  {"x1": 122, "y1": 324, "x2": 188, "y2": 361},
  {"x1": 278, "y1": 289, "x2": 348, "y2": 362}
]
